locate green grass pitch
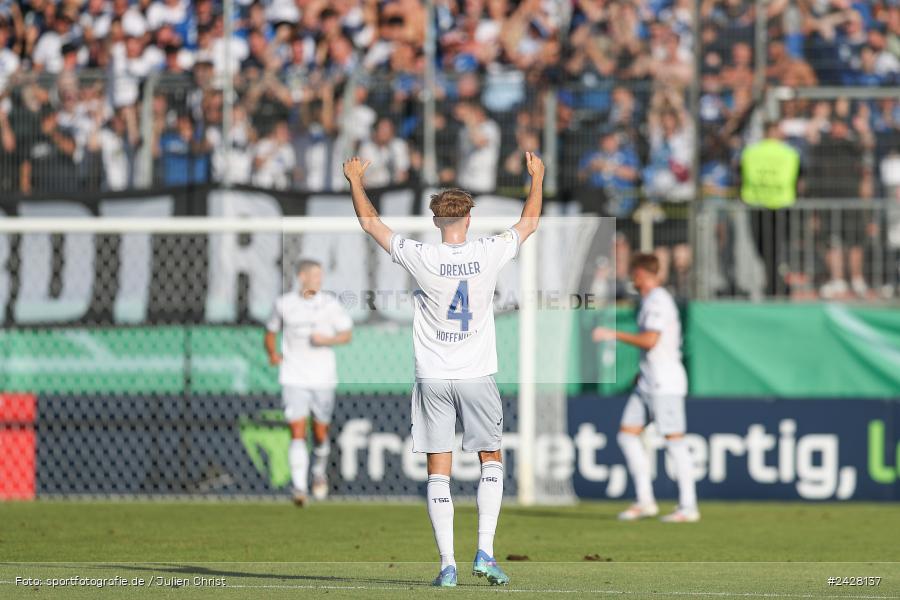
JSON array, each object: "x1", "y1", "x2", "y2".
[{"x1": 1, "y1": 501, "x2": 898, "y2": 599}]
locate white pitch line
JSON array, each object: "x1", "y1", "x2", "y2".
[
  {"x1": 0, "y1": 580, "x2": 897, "y2": 599},
  {"x1": 220, "y1": 583, "x2": 900, "y2": 599},
  {"x1": 2, "y1": 561, "x2": 898, "y2": 564}
]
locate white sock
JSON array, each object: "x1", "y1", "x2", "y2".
[
  {"x1": 311, "y1": 440, "x2": 330, "y2": 479},
  {"x1": 666, "y1": 437, "x2": 698, "y2": 511},
  {"x1": 289, "y1": 439, "x2": 309, "y2": 493},
  {"x1": 477, "y1": 461, "x2": 503, "y2": 557},
  {"x1": 617, "y1": 432, "x2": 655, "y2": 506},
  {"x1": 427, "y1": 474, "x2": 455, "y2": 569}
]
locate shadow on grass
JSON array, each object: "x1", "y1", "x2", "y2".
[{"x1": 503, "y1": 508, "x2": 619, "y2": 521}]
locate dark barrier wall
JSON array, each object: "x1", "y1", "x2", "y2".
[{"x1": 29, "y1": 394, "x2": 900, "y2": 501}]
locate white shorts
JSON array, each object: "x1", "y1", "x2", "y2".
[
  {"x1": 411, "y1": 376, "x2": 503, "y2": 454},
  {"x1": 620, "y1": 389, "x2": 686, "y2": 436},
  {"x1": 282, "y1": 386, "x2": 335, "y2": 424}
]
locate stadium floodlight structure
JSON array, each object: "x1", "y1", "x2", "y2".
[{"x1": 0, "y1": 214, "x2": 609, "y2": 505}]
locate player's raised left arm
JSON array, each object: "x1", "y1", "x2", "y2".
[
  {"x1": 512, "y1": 152, "x2": 544, "y2": 244},
  {"x1": 344, "y1": 156, "x2": 394, "y2": 253}
]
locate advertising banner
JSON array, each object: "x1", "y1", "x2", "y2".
[
  {"x1": 568, "y1": 396, "x2": 900, "y2": 502},
  {"x1": 0, "y1": 393, "x2": 36, "y2": 500},
  {"x1": 687, "y1": 302, "x2": 900, "y2": 397},
  {"x1": 8, "y1": 302, "x2": 900, "y2": 399},
  {"x1": 0, "y1": 315, "x2": 638, "y2": 397},
  {"x1": 31, "y1": 393, "x2": 900, "y2": 501}
]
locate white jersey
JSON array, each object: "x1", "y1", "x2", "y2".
[
  {"x1": 636, "y1": 287, "x2": 687, "y2": 396},
  {"x1": 390, "y1": 229, "x2": 520, "y2": 379},
  {"x1": 266, "y1": 291, "x2": 353, "y2": 389}
]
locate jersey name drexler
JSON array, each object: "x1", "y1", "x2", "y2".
[
  {"x1": 391, "y1": 229, "x2": 519, "y2": 380},
  {"x1": 636, "y1": 287, "x2": 687, "y2": 396},
  {"x1": 266, "y1": 292, "x2": 353, "y2": 389}
]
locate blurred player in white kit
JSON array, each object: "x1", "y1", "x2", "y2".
[
  {"x1": 265, "y1": 260, "x2": 353, "y2": 507},
  {"x1": 343, "y1": 151, "x2": 544, "y2": 587},
  {"x1": 593, "y1": 253, "x2": 699, "y2": 523}
]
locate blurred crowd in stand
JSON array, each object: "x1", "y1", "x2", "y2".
[{"x1": 0, "y1": 0, "x2": 897, "y2": 299}]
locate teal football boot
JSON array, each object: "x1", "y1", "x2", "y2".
[
  {"x1": 472, "y1": 550, "x2": 509, "y2": 585},
  {"x1": 431, "y1": 565, "x2": 457, "y2": 587}
]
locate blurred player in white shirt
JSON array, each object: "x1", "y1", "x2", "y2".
[
  {"x1": 265, "y1": 260, "x2": 353, "y2": 506},
  {"x1": 343, "y1": 152, "x2": 544, "y2": 587},
  {"x1": 593, "y1": 253, "x2": 699, "y2": 523}
]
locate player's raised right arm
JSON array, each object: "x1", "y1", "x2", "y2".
[
  {"x1": 343, "y1": 156, "x2": 394, "y2": 253},
  {"x1": 512, "y1": 151, "x2": 544, "y2": 244}
]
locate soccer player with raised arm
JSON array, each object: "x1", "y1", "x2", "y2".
[
  {"x1": 343, "y1": 152, "x2": 544, "y2": 587},
  {"x1": 265, "y1": 260, "x2": 353, "y2": 507},
  {"x1": 592, "y1": 253, "x2": 699, "y2": 523}
]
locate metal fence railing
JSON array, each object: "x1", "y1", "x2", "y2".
[{"x1": 694, "y1": 199, "x2": 900, "y2": 301}]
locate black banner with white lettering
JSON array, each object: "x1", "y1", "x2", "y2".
[{"x1": 1, "y1": 185, "x2": 538, "y2": 326}]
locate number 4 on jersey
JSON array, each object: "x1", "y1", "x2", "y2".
[{"x1": 447, "y1": 281, "x2": 473, "y2": 332}]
